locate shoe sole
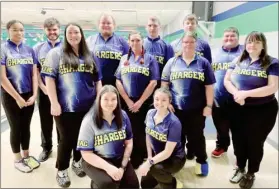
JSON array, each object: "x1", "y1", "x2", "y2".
[
  {"x1": 15, "y1": 166, "x2": 33, "y2": 173},
  {"x1": 211, "y1": 152, "x2": 227, "y2": 158}
]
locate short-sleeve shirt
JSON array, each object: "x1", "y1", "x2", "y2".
[
  {"x1": 77, "y1": 109, "x2": 133, "y2": 159},
  {"x1": 41, "y1": 46, "x2": 102, "y2": 112},
  {"x1": 229, "y1": 56, "x2": 279, "y2": 105},
  {"x1": 1, "y1": 40, "x2": 38, "y2": 94},
  {"x1": 161, "y1": 55, "x2": 216, "y2": 110},
  {"x1": 145, "y1": 109, "x2": 185, "y2": 158},
  {"x1": 115, "y1": 52, "x2": 160, "y2": 98}
]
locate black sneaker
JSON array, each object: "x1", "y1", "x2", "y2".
[
  {"x1": 56, "y1": 169, "x2": 71, "y2": 188},
  {"x1": 38, "y1": 149, "x2": 52, "y2": 162},
  {"x1": 72, "y1": 160, "x2": 86, "y2": 177},
  {"x1": 239, "y1": 173, "x2": 255, "y2": 189}
]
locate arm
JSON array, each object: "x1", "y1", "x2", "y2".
[
  {"x1": 120, "y1": 139, "x2": 133, "y2": 168},
  {"x1": 204, "y1": 43, "x2": 212, "y2": 64},
  {"x1": 26, "y1": 64, "x2": 38, "y2": 106},
  {"x1": 116, "y1": 79, "x2": 134, "y2": 109},
  {"x1": 224, "y1": 69, "x2": 239, "y2": 95},
  {"x1": 146, "y1": 135, "x2": 153, "y2": 159},
  {"x1": 95, "y1": 80, "x2": 102, "y2": 95},
  {"x1": 37, "y1": 69, "x2": 47, "y2": 94},
  {"x1": 81, "y1": 151, "x2": 116, "y2": 171},
  {"x1": 203, "y1": 84, "x2": 214, "y2": 116},
  {"x1": 45, "y1": 77, "x2": 61, "y2": 116},
  {"x1": 1, "y1": 65, "x2": 26, "y2": 108},
  {"x1": 150, "y1": 141, "x2": 176, "y2": 164}
]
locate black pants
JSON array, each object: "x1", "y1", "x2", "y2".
[
  {"x1": 102, "y1": 77, "x2": 116, "y2": 87},
  {"x1": 212, "y1": 104, "x2": 232, "y2": 151},
  {"x1": 230, "y1": 99, "x2": 278, "y2": 173},
  {"x1": 121, "y1": 97, "x2": 151, "y2": 169},
  {"x1": 38, "y1": 89, "x2": 60, "y2": 151},
  {"x1": 82, "y1": 158, "x2": 139, "y2": 189},
  {"x1": 1, "y1": 91, "x2": 34, "y2": 153},
  {"x1": 175, "y1": 108, "x2": 207, "y2": 164},
  {"x1": 141, "y1": 155, "x2": 186, "y2": 189},
  {"x1": 55, "y1": 111, "x2": 87, "y2": 170}
]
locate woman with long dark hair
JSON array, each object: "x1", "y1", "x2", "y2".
[{"x1": 42, "y1": 23, "x2": 102, "y2": 187}]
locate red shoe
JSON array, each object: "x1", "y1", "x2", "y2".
[{"x1": 211, "y1": 147, "x2": 226, "y2": 158}]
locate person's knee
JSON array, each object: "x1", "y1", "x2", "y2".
[{"x1": 97, "y1": 180, "x2": 118, "y2": 189}]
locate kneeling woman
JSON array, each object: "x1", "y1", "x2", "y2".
[
  {"x1": 138, "y1": 87, "x2": 186, "y2": 189},
  {"x1": 77, "y1": 85, "x2": 139, "y2": 189}
]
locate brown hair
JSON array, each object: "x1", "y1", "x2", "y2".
[
  {"x1": 154, "y1": 87, "x2": 172, "y2": 103},
  {"x1": 183, "y1": 14, "x2": 198, "y2": 25},
  {"x1": 6, "y1": 20, "x2": 24, "y2": 30},
  {"x1": 175, "y1": 31, "x2": 198, "y2": 57},
  {"x1": 148, "y1": 16, "x2": 161, "y2": 26},
  {"x1": 44, "y1": 17, "x2": 60, "y2": 28},
  {"x1": 93, "y1": 85, "x2": 123, "y2": 130},
  {"x1": 224, "y1": 27, "x2": 239, "y2": 38}
]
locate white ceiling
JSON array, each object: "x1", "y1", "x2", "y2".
[{"x1": 1, "y1": 2, "x2": 192, "y2": 29}]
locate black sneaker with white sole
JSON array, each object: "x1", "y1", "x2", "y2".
[
  {"x1": 56, "y1": 169, "x2": 71, "y2": 188},
  {"x1": 72, "y1": 160, "x2": 86, "y2": 177},
  {"x1": 239, "y1": 173, "x2": 255, "y2": 189}
]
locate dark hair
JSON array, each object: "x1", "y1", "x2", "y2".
[
  {"x1": 183, "y1": 14, "x2": 198, "y2": 25},
  {"x1": 62, "y1": 23, "x2": 96, "y2": 72},
  {"x1": 44, "y1": 17, "x2": 60, "y2": 28},
  {"x1": 154, "y1": 87, "x2": 172, "y2": 103},
  {"x1": 6, "y1": 20, "x2": 24, "y2": 30},
  {"x1": 93, "y1": 85, "x2": 123, "y2": 130},
  {"x1": 224, "y1": 27, "x2": 239, "y2": 38},
  {"x1": 124, "y1": 31, "x2": 144, "y2": 66},
  {"x1": 237, "y1": 31, "x2": 270, "y2": 69},
  {"x1": 175, "y1": 31, "x2": 198, "y2": 57}
]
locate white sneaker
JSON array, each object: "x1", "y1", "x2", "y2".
[
  {"x1": 14, "y1": 159, "x2": 33, "y2": 173},
  {"x1": 230, "y1": 168, "x2": 245, "y2": 183}
]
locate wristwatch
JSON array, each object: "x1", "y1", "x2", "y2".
[{"x1": 148, "y1": 159, "x2": 154, "y2": 166}]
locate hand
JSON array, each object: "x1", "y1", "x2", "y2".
[
  {"x1": 106, "y1": 165, "x2": 122, "y2": 181},
  {"x1": 168, "y1": 104, "x2": 175, "y2": 113},
  {"x1": 117, "y1": 168, "x2": 124, "y2": 180},
  {"x1": 130, "y1": 100, "x2": 143, "y2": 113},
  {"x1": 235, "y1": 99, "x2": 245, "y2": 106},
  {"x1": 233, "y1": 90, "x2": 248, "y2": 102},
  {"x1": 203, "y1": 106, "x2": 212, "y2": 116},
  {"x1": 26, "y1": 95, "x2": 36, "y2": 106},
  {"x1": 125, "y1": 99, "x2": 134, "y2": 110},
  {"x1": 16, "y1": 96, "x2": 27, "y2": 109},
  {"x1": 51, "y1": 102, "x2": 61, "y2": 116},
  {"x1": 138, "y1": 161, "x2": 151, "y2": 176}
]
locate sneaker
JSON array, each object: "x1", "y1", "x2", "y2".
[
  {"x1": 211, "y1": 147, "x2": 226, "y2": 158},
  {"x1": 24, "y1": 156, "x2": 40, "y2": 169},
  {"x1": 72, "y1": 160, "x2": 86, "y2": 177},
  {"x1": 38, "y1": 149, "x2": 52, "y2": 162},
  {"x1": 91, "y1": 180, "x2": 98, "y2": 189},
  {"x1": 56, "y1": 169, "x2": 71, "y2": 188},
  {"x1": 239, "y1": 173, "x2": 255, "y2": 189},
  {"x1": 176, "y1": 178, "x2": 183, "y2": 188},
  {"x1": 14, "y1": 159, "x2": 33, "y2": 173},
  {"x1": 230, "y1": 168, "x2": 246, "y2": 183},
  {"x1": 195, "y1": 162, "x2": 209, "y2": 176}
]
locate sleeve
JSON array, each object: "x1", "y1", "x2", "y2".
[
  {"x1": 203, "y1": 42, "x2": 212, "y2": 64},
  {"x1": 92, "y1": 54, "x2": 103, "y2": 82},
  {"x1": 120, "y1": 37, "x2": 129, "y2": 55},
  {"x1": 161, "y1": 57, "x2": 174, "y2": 82},
  {"x1": 1, "y1": 44, "x2": 7, "y2": 65},
  {"x1": 41, "y1": 48, "x2": 60, "y2": 79},
  {"x1": 122, "y1": 110, "x2": 133, "y2": 140},
  {"x1": 267, "y1": 58, "x2": 279, "y2": 76},
  {"x1": 164, "y1": 44, "x2": 175, "y2": 63},
  {"x1": 167, "y1": 118, "x2": 182, "y2": 143},
  {"x1": 204, "y1": 59, "x2": 216, "y2": 85},
  {"x1": 144, "y1": 109, "x2": 152, "y2": 125},
  {"x1": 149, "y1": 55, "x2": 160, "y2": 80},
  {"x1": 229, "y1": 57, "x2": 239, "y2": 70},
  {"x1": 77, "y1": 112, "x2": 95, "y2": 151},
  {"x1": 31, "y1": 48, "x2": 39, "y2": 66},
  {"x1": 115, "y1": 56, "x2": 125, "y2": 80}
]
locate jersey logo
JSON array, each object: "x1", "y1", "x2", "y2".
[{"x1": 78, "y1": 140, "x2": 89, "y2": 147}]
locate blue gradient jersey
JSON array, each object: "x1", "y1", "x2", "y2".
[
  {"x1": 229, "y1": 56, "x2": 279, "y2": 105},
  {"x1": 77, "y1": 109, "x2": 133, "y2": 159},
  {"x1": 171, "y1": 37, "x2": 212, "y2": 63},
  {"x1": 143, "y1": 36, "x2": 174, "y2": 75},
  {"x1": 161, "y1": 55, "x2": 216, "y2": 110},
  {"x1": 33, "y1": 40, "x2": 62, "y2": 84},
  {"x1": 86, "y1": 33, "x2": 129, "y2": 83},
  {"x1": 115, "y1": 53, "x2": 160, "y2": 98},
  {"x1": 41, "y1": 47, "x2": 102, "y2": 112},
  {"x1": 212, "y1": 45, "x2": 243, "y2": 107},
  {"x1": 1, "y1": 40, "x2": 38, "y2": 94},
  {"x1": 145, "y1": 109, "x2": 185, "y2": 159}
]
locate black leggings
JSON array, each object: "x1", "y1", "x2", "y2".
[
  {"x1": 82, "y1": 158, "x2": 139, "y2": 189},
  {"x1": 55, "y1": 111, "x2": 88, "y2": 170},
  {"x1": 1, "y1": 91, "x2": 34, "y2": 153},
  {"x1": 230, "y1": 99, "x2": 278, "y2": 173},
  {"x1": 38, "y1": 89, "x2": 60, "y2": 151},
  {"x1": 141, "y1": 155, "x2": 186, "y2": 189}
]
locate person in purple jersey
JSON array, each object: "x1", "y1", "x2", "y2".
[
  {"x1": 138, "y1": 87, "x2": 186, "y2": 189},
  {"x1": 224, "y1": 31, "x2": 279, "y2": 189},
  {"x1": 86, "y1": 13, "x2": 129, "y2": 86},
  {"x1": 161, "y1": 31, "x2": 215, "y2": 176},
  {"x1": 115, "y1": 31, "x2": 160, "y2": 169},
  {"x1": 42, "y1": 23, "x2": 102, "y2": 188},
  {"x1": 77, "y1": 85, "x2": 139, "y2": 189},
  {"x1": 211, "y1": 27, "x2": 244, "y2": 158},
  {"x1": 171, "y1": 14, "x2": 212, "y2": 63},
  {"x1": 33, "y1": 17, "x2": 62, "y2": 162},
  {"x1": 144, "y1": 16, "x2": 174, "y2": 87},
  {"x1": 1, "y1": 20, "x2": 40, "y2": 173}
]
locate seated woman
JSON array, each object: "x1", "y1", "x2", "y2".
[
  {"x1": 77, "y1": 85, "x2": 139, "y2": 189},
  {"x1": 138, "y1": 87, "x2": 186, "y2": 189}
]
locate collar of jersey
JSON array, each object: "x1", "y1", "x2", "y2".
[
  {"x1": 98, "y1": 32, "x2": 114, "y2": 42},
  {"x1": 151, "y1": 109, "x2": 171, "y2": 126},
  {"x1": 7, "y1": 39, "x2": 23, "y2": 48},
  {"x1": 47, "y1": 39, "x2": 62, "y2": 48},
  {"x1": 147, "y1": 36, "x2": 160, "y2": 42},
  {"x1": 222, "y1": 44, "x2": 240, "y2": 53}
]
